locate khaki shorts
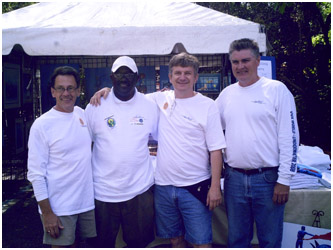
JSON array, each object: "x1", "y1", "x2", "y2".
[{"x1": 41, "y1": 209, "x2": 96, "y2": 246}]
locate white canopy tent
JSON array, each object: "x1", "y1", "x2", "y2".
[{"x1": 3, "y1": 2, "x2": 266, "y2": 56}]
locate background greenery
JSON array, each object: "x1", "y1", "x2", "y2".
[{"x1": 3, "y1": 2, "x2": 331, "y2": 151}]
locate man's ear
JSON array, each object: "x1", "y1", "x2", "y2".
[
  {"x1": 76, "y1": 85, "x2": 82, "y2": 97},
  {"x1": 51, "y1": 87, "x2": 56, "y2": 98},
  {"x1": 195, "y1": 73, "x2": 199, "y2": 83},
  {"x1": 135, "y1": 73, "x2": 140, "y2": 83},
  {"x1": 110, "y1": 74, "x2": 115, "y2": 82}
]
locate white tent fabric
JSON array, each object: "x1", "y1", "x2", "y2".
[{"x1": 2, "y1": 2, "x2": 266, "y2": 56}]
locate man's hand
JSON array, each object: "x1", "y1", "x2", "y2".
[
  {"x1": 90, "y1": 87, "x2": 111, "y2": 106},
  {"x1": 159, "y1": 87, "x2": 171, "y2": 92},
  {"x1": 38, "y1": 198, "x2": 64, "y2": 238},
  {"x1": 207, "y1": 149, "x2": 223, "y2": 210},
  {"x1": 272, "y1": 182, "x2": 290, "y2": 205},
  {"x1": 42, "y1": 212, "x2": 64, "y2": 239},
  {"x1": 206, "y1": 186, "x2": 222, "y2": 211}
]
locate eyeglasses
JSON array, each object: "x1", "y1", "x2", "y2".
[
  {"x1": 53, "y1": 86, "x2": 78, "y2": 94},
  {"x1": 113, "y1": 73, "x2": 137, "y2": 81}
]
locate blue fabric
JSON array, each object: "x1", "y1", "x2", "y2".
[
  {"x1": 159, "y1": 65, "x2": 173, "y2": 89},
  {"x1": 297, "y1": 163, "x2": 322, "y2": 178},
  {"x1": 224, "y1": 164, "x2": 285, "y2": 247},
  {"x1": 84, "y1": 68, "x2": 113, "y2": 101},
  {"x1": 154, "y1": 185, "x2": 212, "y2": 245},
  {"x1": 137, "y1": 66, "x2": 156, "y2": 93}
]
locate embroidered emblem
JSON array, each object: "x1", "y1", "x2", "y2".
[
  {"x1": 130, "y1": 116, "x2": 144, "y2": 125},
  {"x1": 252, "y1": 100, "x2": 265, "y2": 104},
  {"x1": 183, "y1": 115, "x2": 193, "y2": 121},
  {"x1": 105, "y1": 116, "x2": 116, "y2": 128},
  {"x1": 79, "y1": 118, "x2": 87, "y2": 127},
  {"x1": 163, "y1": 102, "x2": 168, "y2": 110}
]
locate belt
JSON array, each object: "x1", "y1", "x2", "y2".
[{"x1": 225, "y1": 163, "x2": 278, "y2": 175}]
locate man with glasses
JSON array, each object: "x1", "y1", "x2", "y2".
[
  {"x1": 85, "y1": 56, "x2": 159, "y2": 247},
  {"x1": 28, "y1": 66, "x2": 96, "y2": 247}
]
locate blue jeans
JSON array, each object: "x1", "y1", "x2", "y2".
[
  {"x1": 224, "y1": 164, "x2": 285, "y2": 248},
  {"x1": 154, "y1": 185, "x2": 212, "y2": 245}
]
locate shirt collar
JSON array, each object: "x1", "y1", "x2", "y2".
[{"x1": 111, "y1": 87, "x2": 138, "y2": 104}]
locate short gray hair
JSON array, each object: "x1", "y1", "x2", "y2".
[
  {"x1": 168, "y1": 52, "x2": 200, "y2": 75},
  {"x1": 229, "y1": 38, "x2": 260, "y2": 59}
]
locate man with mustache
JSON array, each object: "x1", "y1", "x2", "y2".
[{"x1": 28, "y1": 66, "x2": 96, "y2": 247}]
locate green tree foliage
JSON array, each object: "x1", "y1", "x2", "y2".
[
  {"x1": 198, "y1": 2, "x2": 331, "y2": 151},
  {"x1": 2, "y1": 2, "x2": 36, "y2": 14}
]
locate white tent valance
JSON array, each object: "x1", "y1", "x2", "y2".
[{"x1": 2, "y1": 2, "x2": 266, "y2": 56}]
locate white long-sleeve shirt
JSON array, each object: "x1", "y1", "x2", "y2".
[
  {"x1": 215, "y1": 77, "x2": 299, "y2": 186},
  {"x1": 27, "y1": 107, "x2": 94, "y2": 216}
]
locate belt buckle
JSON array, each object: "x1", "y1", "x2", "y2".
[{"x1": 243, "y1": 169, "x2": 253, "y2": 174}]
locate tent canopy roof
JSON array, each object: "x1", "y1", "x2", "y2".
[{"x1": 3, "y1": 2, "x2": 266, "y2": 56}]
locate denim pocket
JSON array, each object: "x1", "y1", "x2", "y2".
[{"x1": 263, "y1": 170, "x2": 278, "y2": 183}]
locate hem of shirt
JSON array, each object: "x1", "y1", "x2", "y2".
[
  {"x1": 277, "y1": 176, "x2": 292, "y2": 186},
  {"x1": 208, "y1": 144, "x2": 226, "y2": 152},
  {"x1": 39, "y1": 205, "x2": 95, "y2": 216},
  {"x1": 94, "y1": 183, "x2": 154, "y2": 203},
  {"x1": 155, "y1": 175, "x2": 211, "y2": 187}
]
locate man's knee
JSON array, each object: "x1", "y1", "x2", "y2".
[
  {"x1": 192, "y1": 243, "x2": 212, "y2": 248},
  {"x1": 170, "y1": 236, "x2": 186, "y2": 248}
]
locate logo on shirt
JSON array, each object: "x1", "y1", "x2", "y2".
[
  {"x1": 105, "y1": 115, "x2": 116, "y2": 128},
  {"x1": 130, "y1": 115, "x2": 145, "y2": 125},
  {"x1": 252, "y1": 100, "x2": 265, "y2": 104},
  {"x1": 182, "y1": 115, "x2": 193, "y2": 121},
  {"x1": 290, "y1": 110, "x2": 297, "y2": 172},
  {"x1": 79, "y1": 118, "x2": 87, "y2": 127},
  {"x1": 163, "y1": 102, "x2": 169, "y2": 110}
]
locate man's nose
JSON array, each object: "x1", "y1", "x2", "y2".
[
  {"x1": 179, "y1": 73, "x2": 186, "y2": 80},
  {"x1": 238, "y1": 62, "x2": 246, "y2": 68},
  {"x1": 62, "y1": 88, "x2": 71, "y2": 95}
]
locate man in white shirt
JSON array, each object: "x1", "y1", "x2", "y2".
[
  {"x1": 28, "y1": 66, "x2": 96, "y2": 247},
  {"x1": 215, "y1": 38, "x2": 299, "y2": 247},
  {"x1": 150, "y1": 53, "x2": 226, "y2": 248},
  {"x1": 85, "y1": 56, "x2": 159, "y2": 247}
]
